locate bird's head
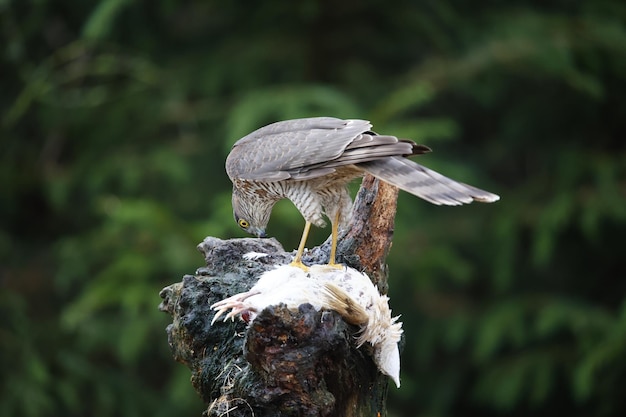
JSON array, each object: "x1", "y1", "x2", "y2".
[{"x1": 231, "y1": 188, "x2": 272, "y2": 238}]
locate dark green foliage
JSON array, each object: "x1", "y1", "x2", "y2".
[{"x1": 1, "y1": 0, "x2": 625, "y2": 416}]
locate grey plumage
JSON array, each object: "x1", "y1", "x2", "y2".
[
  {"x1": 226, "y1": 117, "x2": 499, "y2": 244},
  {"x1": 227, "y1": 118, "x2": 400, "y2": 181},
  {"x1": 360, "y1": 157, "x2": 498, "y2": 206}
]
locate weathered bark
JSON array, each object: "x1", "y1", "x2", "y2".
[{"x1": 159, "y1": 176, "x2": 399, "y2": 417}]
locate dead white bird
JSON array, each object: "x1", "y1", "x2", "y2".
[{"x1": 211, "y1": 264, "x2": 403, "y2": 387}]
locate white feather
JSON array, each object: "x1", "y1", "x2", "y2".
[{"x1": 242, "y1": 252, "x2": 269, "y2": 260}]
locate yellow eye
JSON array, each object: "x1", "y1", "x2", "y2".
[{"x1": 238, "y1": 219, "x2": 250, "y2": 229}]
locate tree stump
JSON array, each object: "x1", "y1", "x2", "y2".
[{"x1": 159, "y1": 176, "x2": 401, "y2": 416}]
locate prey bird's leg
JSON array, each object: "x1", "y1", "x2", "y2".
[
  {"x1": 290, "y1": 221, "x2": 312, "y2": 270},
  {"x1": 210, "y1": 289, "x2": 261, "y2": 324}
]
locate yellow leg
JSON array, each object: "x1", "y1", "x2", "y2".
[
  {"x1": 328, "y1": 211, "x2": 341, "y2": 267},
  {"x1": 290, "y1": 221, "x2": 312, "y2": 270}
]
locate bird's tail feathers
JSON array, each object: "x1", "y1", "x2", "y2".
[{"x1": 361, "y1": 156, "x2": 500, "y2": 206}]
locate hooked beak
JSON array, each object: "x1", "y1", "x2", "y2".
[{"x1": 249, "y1": 227, "x2": 267, "y2": 238}]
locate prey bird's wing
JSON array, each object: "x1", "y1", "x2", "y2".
[{"x1": 360, "y1": 156, "x2": 500, "y2": 206}]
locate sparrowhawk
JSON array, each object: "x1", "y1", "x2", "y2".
[{"x1": 226, "y1": 117, "x2": 499, "y2": 268}]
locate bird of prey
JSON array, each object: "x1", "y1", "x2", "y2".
[{"x1": 226, "y1": 117, "x2": 499, "y2": 268}]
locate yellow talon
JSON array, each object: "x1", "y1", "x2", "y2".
[
  {"x1": 328, "y1": 210, "x2": 342, "y2": 267},
  {"x1": 290, "y1": 211, "x2": 343, "y2": 270},
  {"x1": 290, "y1": 221, "x2": 312, "y2": 270},
  {"x1": 288, "y1": 260, "x2": 310, "y2": 271}
]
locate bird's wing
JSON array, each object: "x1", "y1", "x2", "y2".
[
  {"x1": 226, "y1": 117, "x2": 372, "y2": 181},
  {"x1": 322, "y1": 136, "x2": 428, "y2": 168},
  {"x1": 227, "y1": 117, "x2": 431, "y2": 182},
  {"x1": 360, "y1": 156, "x2": 500, "y2": 206}
]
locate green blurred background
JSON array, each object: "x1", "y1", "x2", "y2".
[{"x1": 2, "y1": 1, "x2": 625, "y2": 416}]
